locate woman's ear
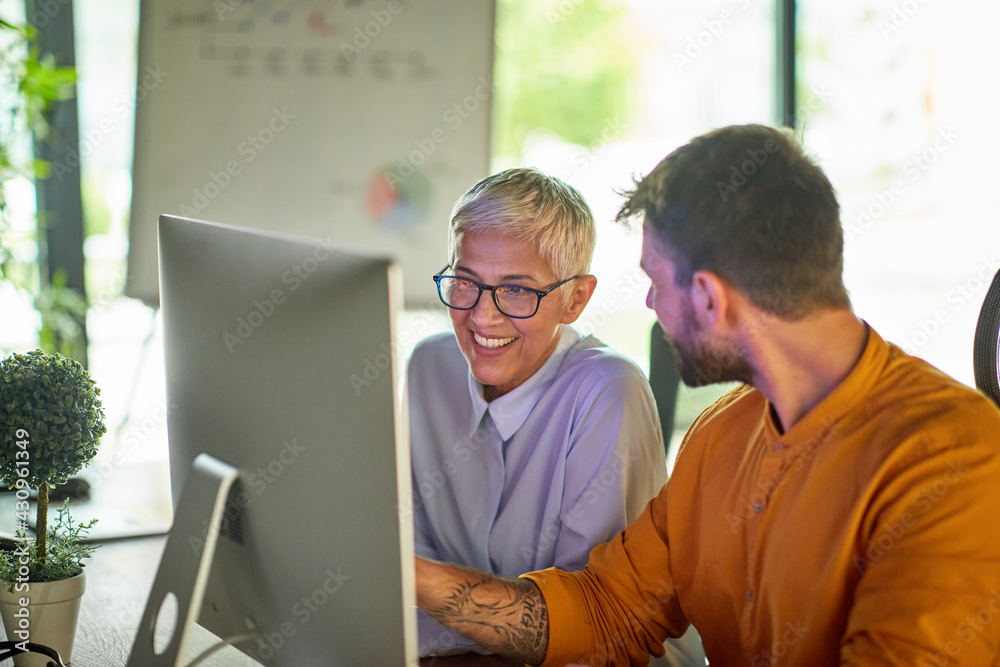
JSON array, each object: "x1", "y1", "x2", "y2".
[{"x1": 560, "y1": 274, "x2": 598, "y2": 324}]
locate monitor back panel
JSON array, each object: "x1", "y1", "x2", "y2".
[{"x1": 159, "y1": 215, "x2": 415, "y2": 665}]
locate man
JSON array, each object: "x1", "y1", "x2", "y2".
[
  {"x1": 415, "y1": 125, "x2": 1000, "y2": 665},
  {"x1": 408, "y1": 167, "x2": 703, "y2": 661}
]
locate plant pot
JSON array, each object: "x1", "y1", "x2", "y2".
[{"x1": 0, "y1": 572, "x2": 85, "y2": 667}]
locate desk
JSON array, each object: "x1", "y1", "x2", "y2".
[
  {"x1": 0, "y1": 463, "x2": 484, "y2": 666},
  {"x1": 0, "y1": 461, "x2": 259, "y2": 666},
  {"x1": 1, "y1": 535, "x2": 259, "y2": 666},
  {"x1": 4, "y1": 536, "x2": 503, "y2": 667}
]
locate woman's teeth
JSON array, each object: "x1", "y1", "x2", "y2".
[{"x1": 474, "y1": 333, "x2": 516, "y2": 349}]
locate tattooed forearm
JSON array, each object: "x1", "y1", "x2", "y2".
[{"x1": 419, "y1": 561, "x2": 549, "y2": 665}]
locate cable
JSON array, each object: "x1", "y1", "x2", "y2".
[
  {"x1": 186, "y1": 631, "x2": 260, "y2": 667},
  {"x1": 0, "y1": 640, "x2": 67, "y2": 666}
]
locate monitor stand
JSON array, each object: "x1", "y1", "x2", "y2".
[{"x1": 127, "y1": 453, "x2": 239, "y2": 666}]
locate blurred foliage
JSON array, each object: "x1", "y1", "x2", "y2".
[
  {"x1": 0, "y1": 18, "x2": 76, "y2": 191},
  {"x1": 36, "y1": 270, "x2": 88, "y2": 360},
  {"x1": 81, "y1": 171, "x2": 113, "y2": 237},
  {"x1": 1, "y1": 17, "x2": 85, "y2": 360},
  {"x1": 493, "y1": 0, "x2": 638, "y2": 160}
]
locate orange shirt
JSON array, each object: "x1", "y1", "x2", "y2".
[{"x1": 524, "y1": 328, "x2": 1000, "y2": 666}]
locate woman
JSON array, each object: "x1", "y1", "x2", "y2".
[{"x1": 407, "y1": 168, "x2": 669, "y2": 657}]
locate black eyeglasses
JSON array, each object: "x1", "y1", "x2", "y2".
[{"x1": 433, "y1": 266, "x2": 580, "y2": 319}]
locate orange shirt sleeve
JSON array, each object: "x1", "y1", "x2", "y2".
[{"x1": 522, "y1": 490, "x2": 688, "y2": 666}]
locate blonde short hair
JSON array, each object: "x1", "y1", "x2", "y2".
[{"x1": 448, "y1": 168, "x2": 596, "y2": 280}]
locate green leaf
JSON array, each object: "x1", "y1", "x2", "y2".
[{"x1": 32, "y1": 158, "x2": 52, "y2": 179}]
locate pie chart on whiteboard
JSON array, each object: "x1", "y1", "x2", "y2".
[{"x1": 365, "y1": 165, "x2": 433, "y2": 234}]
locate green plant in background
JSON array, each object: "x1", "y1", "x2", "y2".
[
  {"x1": 0, "y1": 349, "x2": 105, "y2": 582},
  {"x1": 493, "y1": 0, "x2": 638, "y2": 161},
  {"x1": 1, "y1": 17, "x2": 85, "y2": 360},
  {"x1": 33, "y1": 269, "x2": 88, "y2": 361}
]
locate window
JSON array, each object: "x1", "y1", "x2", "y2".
[{"x1": 800, "y1": 0, "x2": 1000, "y2": 385}]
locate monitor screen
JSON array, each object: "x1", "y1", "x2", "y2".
[{"x1": 155, "y1": 214, "x2": 416, "y2": 665}]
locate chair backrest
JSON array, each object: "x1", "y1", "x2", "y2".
[
  {"x1": 649, "y1": 321, "x2": 681, "y2": 455},
  {"x1": 974, "y1": 268, "x2": 1000, "y2": 409}
]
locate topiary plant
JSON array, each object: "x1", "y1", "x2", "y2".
[{"x1": 0, "y1": 349, "x2": 105, "y2": 579}]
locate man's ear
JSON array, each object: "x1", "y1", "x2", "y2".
[
  {"x1": 690, "y1": 270, "x2": 731, "y2": 330},
  {"x1": 560, "y1": 274, "x2": 598, "y2": 324}
]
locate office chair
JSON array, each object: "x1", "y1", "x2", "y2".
[
  {"x1": 974, "y1": 267, "x2": 1000, "y2": 409},
  {"x1": 649, "y1": 321, "x2": 681, "y2": 457}
]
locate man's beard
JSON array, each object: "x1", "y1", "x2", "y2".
[{"x1": 668, "y1": 299, "x2": 754, "y2": 388}]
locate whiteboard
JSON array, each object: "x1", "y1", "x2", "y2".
[{"x1": 127, "y1": 0, "x2": 495, "y2": 306}]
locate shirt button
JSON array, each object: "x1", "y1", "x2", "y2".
[
  {"x1": 754, "y1": 502, "x2": 763, "y2": 513},
  {"x1": 746, "y1": 590, "x2": 754, "y2": 601},
  {"x1": 774, "y1": 443, "x2": 784, "y2": 451}
]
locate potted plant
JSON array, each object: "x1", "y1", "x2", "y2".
[{"x1": 0, "y1": 349, "x2": 106, "y2": 666}]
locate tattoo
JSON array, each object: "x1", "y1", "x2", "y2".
[{"x1": 427, "y1": 575, "x2": 548, "y2": 664}]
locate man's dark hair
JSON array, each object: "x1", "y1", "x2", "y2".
[{"x1": 618, "y1": 124, "x2": 850, "y2": 319}]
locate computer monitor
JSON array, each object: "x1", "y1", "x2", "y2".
[{"x1": 139, "y1": 215, "x2": 416, "y2": 665}]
